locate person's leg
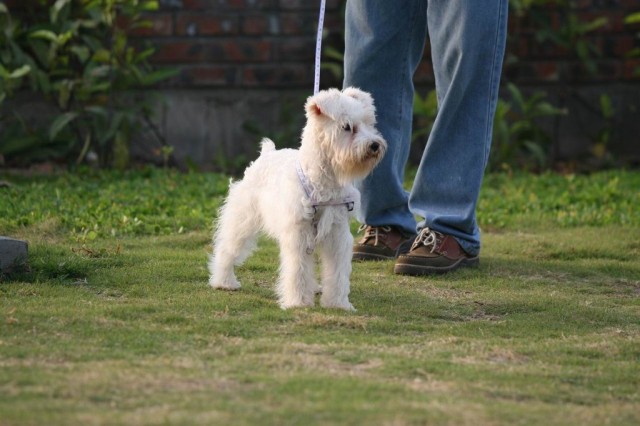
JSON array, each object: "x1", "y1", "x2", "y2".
[
  {"x1": 408, "y1": 0, "x2": 508, "y2": 256},
  {"x1": 343, "y1": 0, "x2": 427, "y2": 236}
]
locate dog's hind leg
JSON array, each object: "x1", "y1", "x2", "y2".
[
  {"x1": 208, "y1": 182, "x2": 260, "y2": 290},
  {"x1": 276, "y1": 232, "x2": 317, "y2": 309}
]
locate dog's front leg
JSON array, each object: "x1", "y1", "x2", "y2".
[
  {"x1": 276, "y1": 232, "x2": 317, "y2": 309},
  {"x1": 319, "y1": 222, "x2": 355, "y2": 311}
]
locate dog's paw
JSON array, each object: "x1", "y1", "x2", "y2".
[
  {"x1": 209, "y1": 275, "x2": 241, "y2": 290},
  {"x1": 279, "y1": 299, "x2": 314, "y2": 310},
  {"x1": 321, "y1": 300, "x2": 356, "y2": 312}
]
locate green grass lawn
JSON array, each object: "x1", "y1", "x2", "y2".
[{"x1": 1, "y1": 169, "x2": 639, "y2": 425}]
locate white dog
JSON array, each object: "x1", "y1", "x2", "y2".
[{"x1": 208, "y1": 87, "x2": 386, "y2": 310}]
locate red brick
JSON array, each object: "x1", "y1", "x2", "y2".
[
  {"x1": 242, "y1": 15, "x2": 270, "y2": 35},
  {"x1": 152, "y1": 40, "x2": 273, "y2": 63},
  {"x1": 176, "y1": 13, "x2": 239, "y2": 36},
  {"x1": 570, "y1": 59, "x2": 622, "y2": 81},
  {"x1": 573, "y1": 0, "x2": 592, "y2": 10},
  {"x1": 179, "y1": 65, "x2": 239, "y2": 86},
  {"x1": 180, "y1": 0, "x2": 275, "y2": 9},
  {"x1": 281, "y1": 13, "x2": 319, "y2": 35},
  {"x1": 151, "y1": 41, "x2": 219, "y2": 63},
  {"x1": 528, "y1": 39, "x2": 570, "y2": 59},
  {"x1": 242, "y1": 64, "x2": 310, "y2": 87},
  {"x1": 602, "y1": 35, "x2": 635, "y2": 57},
  {"x1": 181, "y1": 0, "x2": 241, "y2": 9},
  {"x1": 224, "y1": 40, "x2": 273, "y2": 62},
  {"x1": 245, "y1": 0, "x2": 278, "y2": 8},
  {"x1": 279, "y1": 0, "x2": 341, "y2": 10},
  {"x1": 534, "y1": 61, "x2": 561, "y2": 81},
  {"x1": 276, "y1": 39, "x2": 315, "y2": 61},
  {"x1": 124, "y1": 13, "x2": 174, "y2": 37},
  {"x1": 623, "y1": 58, "x2": 640, "y2": 79},
  {"x1": 621, "y1": 0, "x2": 640, "y2": 9}
]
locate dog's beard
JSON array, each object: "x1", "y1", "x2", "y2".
[{"x1": 333, "y1": 145, "x2": 384, "y2": 184}]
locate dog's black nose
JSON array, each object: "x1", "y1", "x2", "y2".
[{"x1": 369, "y1": 142, "x2": 380, "y2": 153}]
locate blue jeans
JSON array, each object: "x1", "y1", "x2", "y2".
[{"x1": 343, "y1": 0, "x2": 508, "y2": 256}]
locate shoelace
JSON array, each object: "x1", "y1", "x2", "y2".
[
  {"x1": 411, "y1": 228, "x2": 442, "y2": 253},
  {"x1": 358, "y1": 224, "x2": 392, "y2": 246}
]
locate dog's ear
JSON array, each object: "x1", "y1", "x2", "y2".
[
  {"x1": 305, "y1": 99, "x2": 323, "y2": 117},
  {"x1": 305, "y1": 89, "x2": 342, "y2": 121},
  {"x1": 343, "y1": 87, "x2": 374, "y2": 109}
]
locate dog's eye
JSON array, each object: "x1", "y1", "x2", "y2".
[{"x1": 343, "y1": 123, "x2": 357, "y2": 134}]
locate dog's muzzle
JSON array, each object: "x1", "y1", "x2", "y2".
[{"x1": 367, "y1": 139, "x2": 386, "y2": 158}]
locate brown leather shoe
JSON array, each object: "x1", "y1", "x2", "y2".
[
  {"x1": 353, "y1": 225, "x2": 416, "y2": 261},
  {"x1": 394, "y1": 228, "x2": 479, "y2": 275}
]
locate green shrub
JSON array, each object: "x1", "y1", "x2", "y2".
[
  {"x1": 490, "y1": 83, "x2": 566, "y2": 171},
  {"x1": 0, "y1": 0, "x2": 176, "y2": 167},
  {"x1": 624, "y1": 11, "x2": 640, "y2": 77}
]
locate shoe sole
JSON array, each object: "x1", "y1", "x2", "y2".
[
  {"x1": 352, "y1": 252, "x2": 395, "y2": 261},
  {"x1": 394, "y1": 256, "x2": 479, "y2": 275}
]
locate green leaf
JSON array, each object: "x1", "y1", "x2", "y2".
[
  {"x1": 139, "y1": 68, "x2": 179, "y2": 86},
  {"x1": 29, "y1": 30, "x2": 58, "y2": 43},
  {"x1": 34, "y1": 69, "x2": 52, "y2": 94},
  {"x1": 582, "y1": 17, "x2": 608, "y2": 33},
  {"x1": 71, "y1": 46, "x2": 90, "y2": 63},
  {"x1": 507, "y1": 83, "x2": 525, "y2": 110},
  {"x1": 599, "y1": 94, "x2": 614, "y2": 119},
  {"x1": 626, "y1": 47, "x2": 640, "y2": 58},
  {"x1": 523, "y1": 140, "x2": 548, "y2": 167},
  {"x1": 323, "y1": 46, "x2": 344, "y2": 62},
  {"x1": 134, "y1": 47, "x2": 155, "y2": 63},
  {"x1": 624, "y1": 12, "x2": 640, "y2": 25},
  {"x1": 99, "y1": 112, "x2": 125, "y2": 146},
  {"x1": 141, "y1": 1, "x2": 159, "y2": 11},
  {"x1": 8, "y1": 65, "x2": 31, "y2": 79},
  {"x1": 0, "y1": 134, "x2": 43, "y2": 156},
  {"x1": 49, "y1": 112, "x2": 79, "y2": 141},
  {"x1": 78, "y1": 19, "x2": 100, "y2": 29},
  {"x1": 85, "y1": 106, "x2": 108, "y2": 117},
  {"x1": 89, "y1": 64, "x2": 112, "y2": 78},
  {"x1": 92, "y1": 49, "x2": 112, "y2": 63},
  {"x1": 55, "y1": 80, "x2": 73, "y2": 109},
  {"x1": 51, "y1": 0, "x2": 71, "y2": 24}
]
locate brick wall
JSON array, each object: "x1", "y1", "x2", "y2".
[
  {"x1": 140, "y1": 0, "x2": 343, "y2": 89},
  {"x1": 503, "y1": 0, "x2": 640, "y2": 85},
  {"x1": 137, "y1": 0, "x2": 640, "y2": 89},
  {"x1": 5, "y1": 0, "x2": 637, "y2": 88}
]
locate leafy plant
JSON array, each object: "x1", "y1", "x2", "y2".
[
  {"x1": 585, "y1": 93, "x2": 615, "y2": 166},
  {"x1": 508, "y1": 0, "x2": 557, "y2": 17},
  {"x1": 240, "y1": 96, "x2": 305, "y2": 175},
  {"x1": 489, "y1": 83, "x2": 565, "y2": 171},
  {"x1": 0, "y1": 0, "x2": 176, "y2": 168},
  {"x1": 534, "y1": 7, "x2": 608, "y2": 76},
  {"x1": 412, "y1": 89, "x2": 438, "y2": 142},
  {"x1": 624, "y1": 11, "x2": 640, "y2": 77},
  {"x1": 322, "y1": 44, "x2": 344, "y2": 83}
]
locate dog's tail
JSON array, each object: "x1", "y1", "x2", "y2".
[{"x1": 259, "y1": 138, "x2": 276, "y2": 155}]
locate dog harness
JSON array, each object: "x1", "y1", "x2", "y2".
[{"x1": 296, "y1": 161, "x2": 355, "y2": 254}]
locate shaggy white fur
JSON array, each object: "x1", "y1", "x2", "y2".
[{"x1": 208, "y1": 87, "x2": 386, "y2": 310}]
